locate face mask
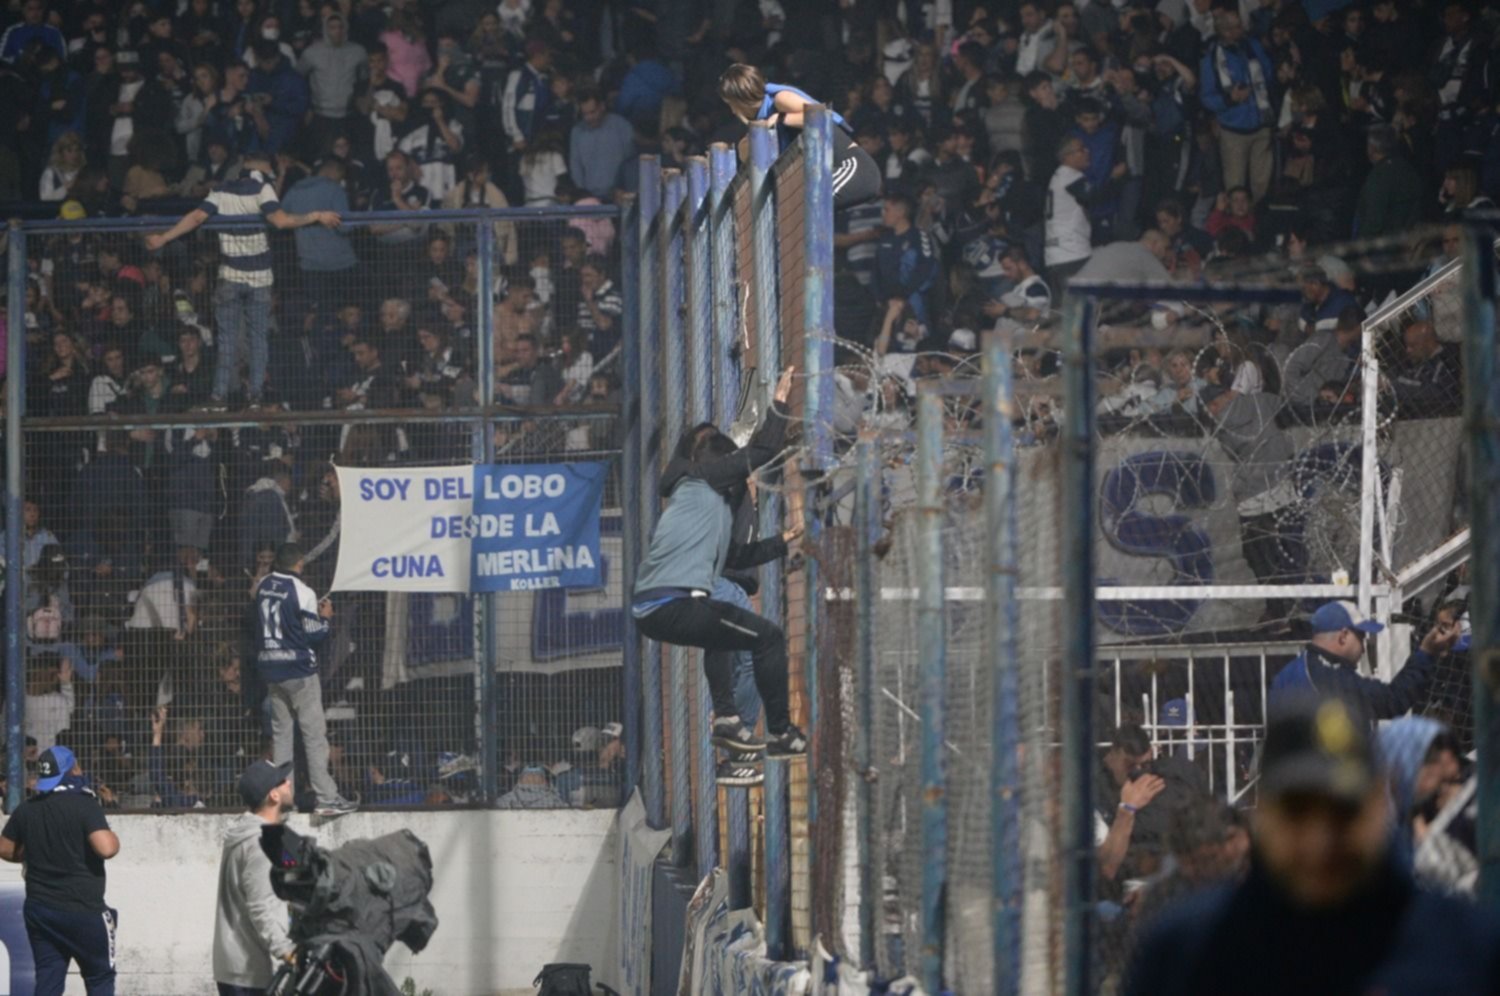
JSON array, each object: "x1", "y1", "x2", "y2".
[{"x1": 262, "y1": 27, "x2": 279, "y2": 40}]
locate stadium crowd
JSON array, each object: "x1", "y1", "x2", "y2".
[{"x1": 0, "y1": 0, "x2": 1493, "y2": 812}]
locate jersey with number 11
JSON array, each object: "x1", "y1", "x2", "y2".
[{"x1": 254, "y1": 570, "x2": 329, "y2": 682}]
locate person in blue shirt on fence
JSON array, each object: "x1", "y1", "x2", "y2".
[
  {"x1": 1268, "y1": 601, "x2": 1457, "y2": 729},
  {"x1": 632, "y1": 367, "x2": 808, "y2": 785},
  {"x1": 718, "y1": 63, "x2": 882, "y2": 211},
  {"x1": 253, "y1": 543, "x2": 357, "y2": 817}
]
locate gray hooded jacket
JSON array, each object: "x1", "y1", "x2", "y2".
[
  {"x1": 297, "y1": 20, "x2": 367, "y2": 118},
  {"x1": 213, "y1": 813, "x2": 294, "y2": 987}
]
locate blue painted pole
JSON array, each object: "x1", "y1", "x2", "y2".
[
  {"x1": 709, "y1": 145, "x2": 741, "y2": 429},
  {"x1": 854, "y1": 434, "x2": 879, "y2": 968},
  {"x1": 985, "y1": 329, "x2": 1022, "y2": 995},
  {"x1": 474, "y1": 220, "x2": 498, "y2": 803},
  {"x1": 1463, "y1": 225, "x2": 1500, "y2": 904},
  {"x1": 637, "y1": 157, "x2": 666, "y2": 828},
  {"x1": 5, "y1": 222, "x2": 26, "y2": 813},
  {"x1": 800, "y1": 108, "x2": 836, "y2": 936},
  {"x1": 1060, "y1": 292, "x2": 1097, "y2": 996},
  {"x1": 916, "y1": 392, "x2": 947, "y2": 996},
  {"x1": 685, "y1": 158, "x2": 720, "y2": 880},
  {"x1": 660, "y1": 168, "x2": 693, "y2": 867},
  {"x1": 620, "y1": 195, "x2": 643, "y2": 804},
  {"x1": 709, "y1": 143, "x2": 751, "y2": 906},
  {"x1": 749, "y1": 121, "x2": 790, "y2": 957}
]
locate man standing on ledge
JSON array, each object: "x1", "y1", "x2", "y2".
[
  {"x1": 254, "y1": 543, "x2": 358, "y2": 816},
  {"x1": 0, "y1": 746, "x2": 121, "y2": 996},
  {"x1": 145, "y1": 153, "x2": 341, "y2": 409}
]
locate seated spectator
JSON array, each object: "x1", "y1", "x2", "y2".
[
  {"x1": 495, "y1": 275, "x2": 545, "y2": 360},
  {"x1": 553, "y1": 330, "x2": 595, "y2": 406},
  {"x1": 576, "y1": 256, "x2": 623, "y2": 361},
  {"x1": 1297, "y1": 264, "x2": 1358, "y2": 334},
  {"x1": 1142, "y1": 349, "x2": 1205, "y2": 416},
  {"x1": 40, "y1": 130, "x2": 86, "y2": 202},
  {"x1": 401, "y1": 323, "x2": 470, "y2": 406},
  {"x1": 369, "y1": 150, "x2": 431, "y2": 247},
  {"x1": 397, "y1": 89, "x2": 465, "y2": 200},
  {"x1": 496, "y1": 763, "x2": 566, "y2": 809},
  {"x1": 168, "y1": 326, "x2": 215, "y2": 408},
  {"x1": 1392, "y1": 319, "x2": 1462, "y2": 417},
  {"x1": 87, "y1": 342, "x2": 129, "y2": 416},
  {"x1": 1285, "y1": 305, "x2": 1362, "y2": 409},
  {"x1": 441, "y1": 155, "x2": 518, "y2": 263},
  {"x1": 24, "y1": 655, "x2": 75, "y2": 751},
  {"x1": 1204, "y1": 187, "x2": 1257, "y2": 242},
  {"x1": 497, "y1": 333, "x2": 563, "y2": 408},
  {"x1": 985, "y1": 248, "x2": 1053, "y2": 328},
  {"x1": 1154, "y1": 198, "x2": 1212, "y2": 273},
  {"x1": 519, "y1": 131, "x2": 569, "y2": 205}
]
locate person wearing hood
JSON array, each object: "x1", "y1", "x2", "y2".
[
  {"x1": 214, "y1": 759, "x2": 296, "y2": 994},
  {"x1": 1127, "y1": 693, "x2": 1500, "y2": 995},
  {"x1": 297, "y1": 13, "x2": 366, "y2": 155},
  {"x1": 632, "y1": 368, "x2": 808, "y2": 781},
  {"x1": 1270, "y1": 600, "x2": 1457, "y2": 729},
  {"x1": 1378, "y1": 715, "x2": 1464, "y2": 854},
  {"x1": 239, "y1": 462, "x2": 298, "y2": 568},
  {"x1": 0, "y1": 746, "x2": 120, "y2": 996}
]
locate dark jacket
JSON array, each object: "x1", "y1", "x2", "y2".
[
  {"x1": 85, "y1": 76, "x2": 174, "y2": 163},
  {"x1": 1354, "y1": 155, "x2": 1426, "y2": 238},
  {"x1": 1126, "y1": 855, "x2": 1500, "y2": 996},
  {"x1": 1393, "y1": 343, "x2": 1462, "y2": 418},
  {"x1": 1269, "y1": 642, "x2": 1435, "y2": 728},
  {"x1": 635, "y1": 403, "x2": 789, "y2": 598}
]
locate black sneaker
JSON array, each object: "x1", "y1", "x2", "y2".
[
  {"x1": 766, "y1": 725, "x2": 808, "y2": 758},
  {"x1": 710, "y1": 717, "x2": 765, "y2": 753},
  {"x1": 716, "y1": 758, "x2": 765, "y2": 786}
]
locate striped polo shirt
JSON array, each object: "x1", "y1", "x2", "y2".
[{"x1": 200, "y1": 172, "x2": 280, "y2": 289}]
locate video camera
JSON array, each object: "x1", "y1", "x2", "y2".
[{"x1": 260, "y1": 824, "x2": 439, "y2": 996}]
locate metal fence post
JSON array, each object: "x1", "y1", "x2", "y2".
[
  {"x1": 5, "y1": 221, "x2": 26, "y2": 813},
  {"x1": 915, "y1": 391, "x2": 947, "y2": 996},
  {"x1": 1060, "y1": 292, "x2": 1098, "y2": 996},
  {"x1": 620, "y1": 194, "x2": 643, "y2": 802},
  {"x1": 709, "y1": 145, "x2": 741, "y2": 429},
  {"x1": 801, "y1": 111, "x2": 835, "y2": 899},
  {"x1": 985, "y1": 329, "x2": 1021, "y2": 995},
  {"x1": 685, "y1": 158, "x2": 719, "y2": 880},
  {"x1": 637, "y1": 157, "x2": 666, "y2": 827},
  {"x1": 854, "y1": 433, "x2": 878, "y2": 967},
  {"x1": 1463, "y1": 224, "x2": 1500, "y2": 903},
  {"x1": 658, "y1": 167, "x2": 694, "y2": 867},
  {"x1": 749, "y1": 121, "x2": 791, "y2": 958},
  {"x1": 474, "y1": 218, "x2": 498, "y2": 803},
  {"x1": 709, "y1": 143, "x2": 751, "y2": 906}
]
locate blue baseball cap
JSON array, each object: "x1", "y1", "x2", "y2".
[
  {"x1": 36, "y1": 746, "x2": 77, "y2": 793},
  {"x1": 1309, "y1": 600, "x2": 1384, "y2": 636}
]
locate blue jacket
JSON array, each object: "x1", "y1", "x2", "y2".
[
  {"x1": 1269, "y1": 642, "x2": 1435, "y2": 728},
  {"x1": 1199, "y1": 38, "x2": 1275, "y2": 133},
  {"x1": 1126, "y1": 855, "x2": 1500, "y2": 995},
  {"x1": 616, "y1": 59, "x2": 681, "y2": 123},
  {"x1": 872, "y1": 226, "x2": 938, "y2": 325},
  {"x1": 281, "y1": 175, "x2": 357, "y2": 272},
  {"x1": 246, "y1": 61, "x2": 309, "y2": 154},
  {"x1": 253, "y1": 570, "x2": 329, "y2": 682}
]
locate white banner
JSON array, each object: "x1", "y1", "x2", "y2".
[{"x1": 331, "y1": 465, "x2": 472, "y2": 592}]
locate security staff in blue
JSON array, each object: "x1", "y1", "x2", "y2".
[
  {"x1": 719, "y1": 63, "x2": 882, "y2": 210},
  {"x1": 1268, "y1": 600, "x2": 1457, "y2": 728},
  {"x1": 0, "y1": 746, "x2": 121, "y2": 995},
  {"x1": 255, "y1": 543, "x2": 358, "y2": 816}
]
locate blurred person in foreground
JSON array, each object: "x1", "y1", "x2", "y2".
[
  {"x1": 213, "y1": 760, "x2": 295, "y2": 996},
  {"x1": 1126, "y1": 694, "x2": 1500, "y2": 996}
]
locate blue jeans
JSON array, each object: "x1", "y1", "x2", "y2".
[
  {"x1": 213, "y1": 280, "x2": 273, "y2": 402},
  {"x1": 25, "y1": 900, "x2": 117, "y2": 996},
  {"x1": 710, "y1": 577, "x2": 760, "y2": 726}
]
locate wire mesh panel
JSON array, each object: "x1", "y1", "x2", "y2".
[{"x1": 10, "y1": 208, "x2": 623, "y2": 812}]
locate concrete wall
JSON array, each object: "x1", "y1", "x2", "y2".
[{"x1": 0, "y1": 809, "x2": 619, "y2": 996}]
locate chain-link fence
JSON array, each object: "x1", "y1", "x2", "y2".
[{"x1": 4, "y1": 206, "x2": 625, "y2": 812}]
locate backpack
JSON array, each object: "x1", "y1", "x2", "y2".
[{"x1": 533, "y1": 963, "x2": 592, "y2": 996}]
